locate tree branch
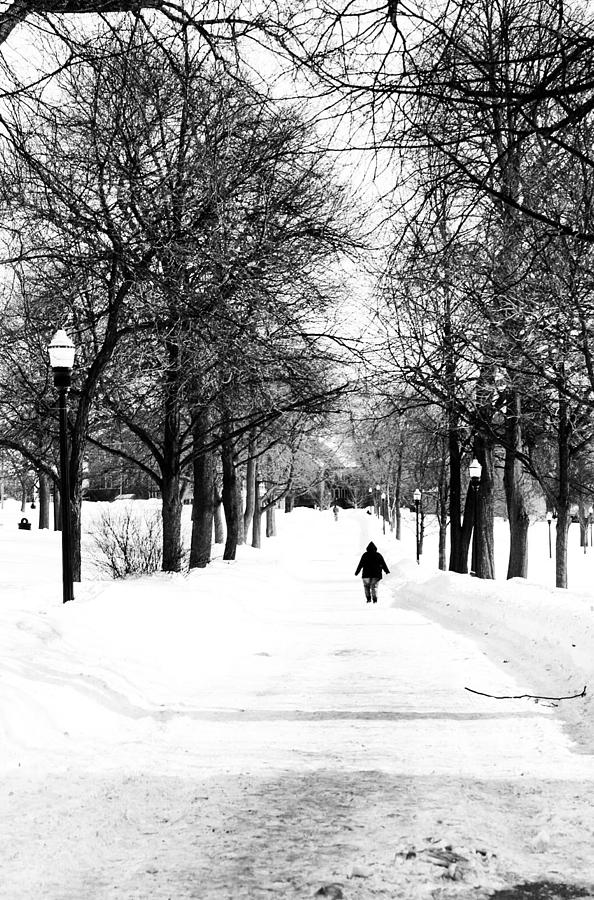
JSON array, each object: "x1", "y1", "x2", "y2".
[{"x1": 465, "y1": 685, "x2": 587, "y2": 701}]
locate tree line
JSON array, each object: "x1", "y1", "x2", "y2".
[
  {"x1": 2, "y1": 0, "x2": 594, "y2": 588},
  {"x1": 0, "y1": 21, "x2": 359, "y2": 580},
  {"x1": 310, "y1": 0, "x2": 594, "y2": 588}
]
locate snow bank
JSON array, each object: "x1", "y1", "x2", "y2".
[{"x1": 389, "y1": 517, "x2": 594, "y2": 751}]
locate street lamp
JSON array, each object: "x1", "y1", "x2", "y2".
[
  {"x1": 546, "y1": 510, "x2": 553, "y2": 559},
  {"x1": 375, "y1": 483, "x2": 380, "y2": 517},
  {"x1": 469, "y1": 458, "x2": 482, "y2": 577},
  {"x1": 413, "y1": 488, "x2": 421, "y2": 564},
  {"x1": 48, "y1": 329, "x2": 75, "y2": 604}
]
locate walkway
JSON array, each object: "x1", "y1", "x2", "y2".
[{"x1": 2, "y1": 509, "x2": 594, "y2": 898}]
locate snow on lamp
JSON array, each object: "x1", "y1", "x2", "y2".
[{"x1": 48, "y1": 329, "x2": 75, "y2": 370}]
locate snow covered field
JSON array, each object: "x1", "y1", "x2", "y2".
[{"x1": 1, "y1": 500, "x2": 594, "y2": 898}]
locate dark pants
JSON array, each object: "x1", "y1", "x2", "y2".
[{"x1": 363, "y1": 577, "x2": 379, "y2": 602}]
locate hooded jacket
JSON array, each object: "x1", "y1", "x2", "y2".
[{"x1": 355, "y1": 542, "x2": 390, "y2": 579}]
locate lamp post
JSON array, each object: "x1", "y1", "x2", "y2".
[
  {"x1": 546, "y1": 510, "x2": 553, "y2": 559},
  {"x1": 413, "y1": 488, "x2": 421, "y2": 564},
  {"x1": 469, "y1": 458, "x2": 482, "y2": 577},
  {"x1": 375, "y1": 483, "x2": 380, "y2": 517},
  {"x1": 48, "y1": 329, "x2": 75, "y2": 604},
  {"x1": 381, "y1": 491, "x2": 386, "y2": 534}
]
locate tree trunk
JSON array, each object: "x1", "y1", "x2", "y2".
[
  {"x1": 243, "y1": 434, "x2": 256, "y2": 539},
  {"x1": 160, "y1": 386, "x2": 183, "y2": 573},
  {"x1": 236, "y1": 474, "x2": 245, "y2": 545},
  {"x1": 438, "y1": 517, "x2": 447, "y2": 570},
  {"x1": 460, "y1": 486, "x2": 473, "y2": 574},
  {"x1": 38, "y1": 471, "x2": 50, "y2": 529},
  {"x1": 68, "y1": 407, "x2": 84, "y2": 582},
  {"x1": 395, "y1": 504, "x2": 402, "y2": 541},
  {"x1": 53, "y1": 482, "x2": 61, "y2": 531},
  {"x1": 71, "y1": 484, "x2": 83, "y2": 583},
  {"x1": 221, "y1": 438, "x2": 240, "y2": 560},
  {"x1": 284, "y1": 494, "x2": 295, "y2": 513},
  {"x1": 189, "y1": 407, "x2": 214, "y2": 569},
  {"x1": 160, "y1": 338, "x2": 183, "y2": 572},
  {"x1": 556, "y1": 508, "x2": 570, "y2": 589},
  {"x1": 448, "y1": 429, "x2": 464, "y2": 571},
  {"x1": 214, "y1": 501, "x2": 225, "y2": 544},
  {"x1": 444, "y1": 270, "x2": 464, "y2": 572},
  {"x1": 556, "y1": 393, "x2": 571, "y2": 588},
  {"x1": 504, "y1": 391, "x2": 529, "y2": 578},
  {"x1": 393, "y1": 430, "x2": 404, "y2": 539},
  {"x1": 266, "y1": 502, "x2": 276, "y2": 537},
  {"x1": 252, "y1": 476, "x2": 262, "y2": 549},
  {"x1": 437, "y1": 433, "x2": 448, "y2": 570},
  {"x1": 475, "y1": 441, "x2": 496, "y2": 579},
  {"x1": 318, "y1": 474, "x2": 326, "y2": 510},
  {"x1": 577, "y1": 501, "x2": 588, "y2": 550},
  {"x1": 213, "y1": 474, "x2": 225, "y2": 543},
  {"x1": 162, "y1": 474, "x2": 183, "y2": 571}
]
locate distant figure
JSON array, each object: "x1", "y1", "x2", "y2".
[
  {"x1": 354, "y1": 541, "x2": 390, "y2": 604},
  {"x1": 332, "y1": 504, "x2": 339, "y2": 521}
]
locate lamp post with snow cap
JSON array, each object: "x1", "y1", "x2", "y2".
[
  {"x1": 413, "y1": 489, "x2": 421, "y2": 564},
  {"x1": 469, "y1": 458, "x2": 482, "y2": 577},
  {"x1": 375, "y1": 483, "x2": 380, "y2": 517},
  {"x1": 48, "y1": 329, "x2": 75, "y2": 604},
  {"x1": 546, "y1": 510, "x2": 553, "y2": 559}
]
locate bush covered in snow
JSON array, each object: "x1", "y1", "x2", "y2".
[{"x1": 88, "y1": 503, "x2": 163, "y2": 578}]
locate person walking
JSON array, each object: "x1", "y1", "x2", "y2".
[{"x1": 354, "y1": 541, "x2": 390, "y2": 603}]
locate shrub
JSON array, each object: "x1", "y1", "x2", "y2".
[{"x1": 88, "y1": 504, "x2": 163, "y2": 578}]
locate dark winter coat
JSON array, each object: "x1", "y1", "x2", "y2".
[{"x1": 355, "y1": 542, "x2": 390, "y2": 579}]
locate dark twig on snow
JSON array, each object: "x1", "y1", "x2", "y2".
[{"x1": 464, "y1": 685, "x2": 587, "y2": 701}]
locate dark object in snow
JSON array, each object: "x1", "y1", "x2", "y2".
[
  {"x1": 488, "y1": 881, "x2": 592, "y2": 898},
  {"x1": 423, "y1": 848, "x2": 469, "y2": 867},
  {"x1": 315, "y1": 885, "x2": 344, "y2": 898},
  {"x1": 354, "y1": 542, "x2": 390, "y2": 579},
  {"x1": 17, "y1": 517, "x2": 31, "y2": 530},
  {"x1": 355, "y1": 541, "x2": 390, "y2": 603},
  {"x1": 421, "y1": 847, "x2": 470, "y2": 880}
]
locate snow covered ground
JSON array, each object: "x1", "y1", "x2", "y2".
[{"x1": 1, "y1": 499, "x2": 594, "y2": 898}]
